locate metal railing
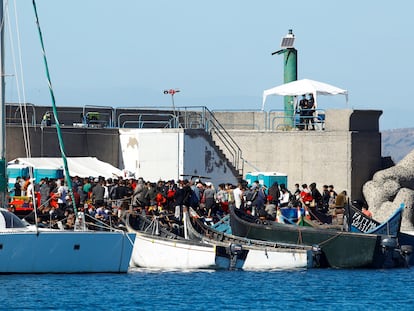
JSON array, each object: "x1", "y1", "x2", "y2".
[
  {"x1": 6, "y1": 103, "x2": 329, "y2": 178},
  {"x1": 268, "y1": 108, "x2": 325, "y2": 131}
]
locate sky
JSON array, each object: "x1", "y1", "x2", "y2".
[{"x1": 3, "y1": 0, "x2": 414, "y2": 130}]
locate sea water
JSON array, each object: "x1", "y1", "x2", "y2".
[{"x1": 1, "y1": 267, "x2": 413, "y2": 310}]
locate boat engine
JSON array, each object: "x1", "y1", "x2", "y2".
[
  {"x1": 228, "y1": 243, "x2": 243, "y2": 270},
  {"x1": 397, "y1": 244, "x2": 413, "y2": 268},
  {"x1": 380, "y1": 236, "x2": 411, "y2": 268},
  {"x1": 311, "y1": 245, "x2": 322, "y2": 268}
]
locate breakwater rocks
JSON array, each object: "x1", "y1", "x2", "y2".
[{"x1": 363, "y1": 150, "x2": 414, "y2": 231}]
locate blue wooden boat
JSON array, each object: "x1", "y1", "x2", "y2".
[{"x1": 344, "y1": 203, "x2": 404, "y2": 236}]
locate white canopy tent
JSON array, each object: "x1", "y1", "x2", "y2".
[
  {"x1": 262, "y1": 78, "x2": 348, "y2": 110},
  {"x1": 8, "y1": 157, "x2": 123, "y2": 179}
]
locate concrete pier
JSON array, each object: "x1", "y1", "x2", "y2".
[
  {"x1": 212, "y1": 109, "x2": 383, "y2": 200},
  {"x1": 5, "y1": 104, "x2": 383, "y2": 200}
]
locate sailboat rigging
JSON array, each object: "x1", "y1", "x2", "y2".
[
  {"x1": 31, "y1": 0, "x2": 77, "y2": 214},
  {"x1": 0, "y1": 0, "x2": 134, "y2": 274}
]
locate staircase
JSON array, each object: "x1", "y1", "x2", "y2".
[{"x1": 176, "y1": 107, "x2": 244, "y2": 179}]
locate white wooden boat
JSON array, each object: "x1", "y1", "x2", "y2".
[
  {"x1": 186, "y1": 210, "x2": 315, "y2": 270},
  {"x1": 130, "y1": 232, "x2": 217, "y2": 270},
  {"x1": 127, "y1": 212, "x2": 217, "y2": 270}
]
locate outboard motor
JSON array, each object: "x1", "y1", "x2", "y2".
[
  {"x1": 228, "y1": 243, "x2": 243, "y2": 270},
  {"x1": 380, "y1": 236, "x2": 410, "y2": 268},
  {"x1": 311, "y1": 245, "x2": 322, "y2": 268},
  {"x1": 381, "y1": 237, "x2": 397, "y2": 249},
  {"x1": 398, "y1": 244, "x2": 413, "y2": 268}
]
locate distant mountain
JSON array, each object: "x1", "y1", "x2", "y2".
[{"x1": 382, "y1": 128, "x2": 414, "y2": 164}]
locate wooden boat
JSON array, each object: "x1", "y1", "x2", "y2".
[
  {"x1": 186, "y1": 209, "x2": 316, "y2": 270},
  {"x1": 126, "y1": 212, "x2": 218, "y2": 270},
  {"x1": 344, "y1": 203, "x2": 404, "y2": 235},
  {"x1": 341, "y1": 202, "x2": 413, "y2": 266},
  {"x1": 229, "y1": 206, "x2": 409, "y2": 268}
]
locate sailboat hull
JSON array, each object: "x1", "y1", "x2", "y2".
[{"x1": 0, "y1": 231, "x2": 134, "y2": 273}]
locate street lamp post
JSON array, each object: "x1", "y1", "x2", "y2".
[{"x1": 163, "y1": 88, "x2": 180, "y2": 127}]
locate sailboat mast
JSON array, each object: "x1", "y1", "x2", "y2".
[
  {"x1": 31, "y1": 0, "x2": 77, "y2": 214},
  {"x1": 0, "y1": 0, "x2": 7, "y2": 207}
]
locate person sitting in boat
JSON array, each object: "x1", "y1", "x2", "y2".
[
  {"x1": 14, "y1": 176, "x2": 22, "y2": 196},
  {"x1": 279, "y1": 188, "x2": 290, "y2": 207},
  {"x1": 55, "y1": 179, "x2": 67, "y2": 211},
  {"x1": 243, "y1": 184, "x2": 258, "y2": 215},
  {"x1": 309, "y1": 182, "x2": 323, "y2": 211},
  {"x1": 95, "y1": 205, "x2": 110, "y2": 227},
  {"x1": 362, "y1": 205, "x2": 373, "y2": 218},
  {"x1": 267, "y1": 182, "x2": 280, "y2": 206},
  {"x1": 132, "y1": 178, "x2": 147, "y2": 209},
  {"x1": 264, "y1": 201, "x2": 277, "y2": 220},
  {"x1": 202, "y1": 181, "x2": 216, "y2": 217},
  {"x1": 328, "y1": 185, "x2": 337, "y2": 201},
  {"x1": 226, "y1": 183, "x2": 235, "y2": 208},
  {"x1": 253, "y1": 184, "x2": 267, "y2": 218},
  {"x1": 232, "y1": 182, "x2": 244, "y2": 210},
  {"x1": 321, "y1": 185, "x2": 330, "y2": 213},
  {"x1": 216, "y1": 183, "x2": 229, "y2": 215},
  {"x1": 173, "y1": 179, "x2": 193, "y2": 221},
  {"x1": 91, "y1": 177, "x2": 105, "y2": 209},
  {"x1": 299, "y1": 184, "x2": 313, "y2": 208},
  {"x1": 38, "y1": 178, "x2": 50, "y2": 208},
  {"x1": 334, "y1": 190, "x2": 347, "y2": 209},
  {"x1": 332, "y1": 190, "x2": 347, "y2": 224}
]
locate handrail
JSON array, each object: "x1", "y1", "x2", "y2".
[
  {"x1": 118, "y1": 112, "x2": 176, "y2": 129},
  {"x1": 82, "y1": 105, "x2": 115, "y2": 127},
  {"x1": 12, "y1": 103, "x2": 36, "y2": 126},
  {"x1": 202, "y1": 107, "x2": 244, "y2": 177}
]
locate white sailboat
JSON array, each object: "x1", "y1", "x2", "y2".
[{"x1": 0, "y1": 1, "x2": 135, "y2": 273}]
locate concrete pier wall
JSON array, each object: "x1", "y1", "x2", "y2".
[
  {"x1": 6, "y1": 107, "x2": 382, "y2": 200},
  {"x1": 6, "y1": 126, "x2": 120, "y2": 165},
  {"x1": 213, "y1": 109, "x2": 382, "y2": 200}
]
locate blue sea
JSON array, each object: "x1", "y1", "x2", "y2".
[{"x1": 1, "y1": 267, "x2": 413, "y2": 310}]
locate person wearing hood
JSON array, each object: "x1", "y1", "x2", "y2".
[
  {"x1": 267, "y1": 182, "x2": 280, "y2": 205},
  {"x1": 132, "y1": 178, "x2": 148, "y2": 208}
]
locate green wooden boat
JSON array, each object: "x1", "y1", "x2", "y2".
[{"x1": 229, "y1": 207, "x2": 406, "y2": 268}]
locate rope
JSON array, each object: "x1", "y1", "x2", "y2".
[
  {"x1": 317, "y1": 231, "x2": 344, "y2": 247},
  {"x1": 6, "y1": 1, "x2": 31, "y2": 157},
  {"x1": 296, "y1": 227, "x2": 303, "y2": 244}
]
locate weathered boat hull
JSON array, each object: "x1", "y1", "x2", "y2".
[
  {"x1": 213, "y1": 242, "x2": 312, "y2": 270},
  {"x1": 129, "y1": 231, "x2": 217, "y2": 270},
  {"x1": 230, "y1": 207, "x2": 389, "y2": 269},
  {"x1": 0, "y1": 230, "x2": 134, "y2": 273},
  {"x1": 187, "y1": 212, "x2": 314, "y2": 270},
  {"x1": 127, "y1": 212, "x2": 219, "y2": 270}
]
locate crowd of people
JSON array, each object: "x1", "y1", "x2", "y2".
[{"x1": 9, "y1": 175, "x2": 360, "y2": 229}]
